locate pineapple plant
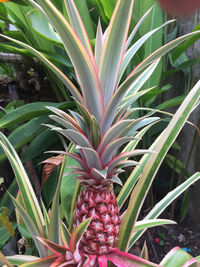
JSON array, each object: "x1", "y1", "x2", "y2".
[
  {"x1": 44, "y1": 0, "x2": 157, "y2": 257},
  {"x1": 31, "y1": 0, "x2": 197, "y2": 259},
  {"x1": 1, "y1": 0, "x2": 200, "y2": 266}
]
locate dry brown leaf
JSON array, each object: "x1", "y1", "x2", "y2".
[{"x1": 41, "y1": 155, "x2": 64, "y2": 188}]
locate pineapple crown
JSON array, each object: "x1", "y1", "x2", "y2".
[{"x1": 43, "y1": 0, "x2": 165, "y2": 187}]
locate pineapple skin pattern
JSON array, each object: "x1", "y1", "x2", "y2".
[{"x1": 74, "y1": 187, "x2": 120, "y2": 255}]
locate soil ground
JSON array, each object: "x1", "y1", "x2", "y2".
[{"x1": 131, "y1": 216, "x2": 200, "y2": 263}]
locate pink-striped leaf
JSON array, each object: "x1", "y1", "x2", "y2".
[
  {"x1": 49, "y1": 115, "x2": 80, "y2": 132},
  {"x1": 106, "y1": 150, "x2": 151, "y2": 173},
  {"x1": 77, "y1": 147, "x2": 102, "y2": 170},
  {"x1": 125, "y1": 7, "x2": 153, "y2": 52},
  {"x1": 64, "y1": 0, "x2": 95, "y2": 65},
  {"x1": 46, "y1": 106, "x2": 83, "y2": 133},
  {"x1": 105, "y1": 248, "x2": 160, "y2": 267},
  {"x1": 90, "y1": 167, "x2": 107, "y2": 180},
  {"x1": 99, "y1": 0, "x2": 134, "y2": 107},
  {"x1": 27, "y1": 0, "x2": 104, "y2": 120},
  {"x1": 95, "y1": 19, "x2": 104, "y2": 70},
  {"x1": 118, "y1": 21, "x2": 172, "y2": 82},
  {"x1": 101, "y1": 30, "x2": 200, "y2": 133},
  {"x1": 54, "y1": 129, "x2": 92, "y2": 148},
  {"x1": 69, "y1": 218, "x2": 91, "y2": 252},
  {"x1": 98, "y1": 120, "x2": 134, "y2": 152},
  {"x1": 101, "y1": 137, "x2": 134, "y2": 165},
  {"x1": 36, "y1": 237, "x2": 68, "y2": 255},
  {"x1": 47, "y1": 151, "x2": 87, "y2": 170}
]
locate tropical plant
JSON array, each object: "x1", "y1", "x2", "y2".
[{"x1": 0, "y1": 0, "x2": 200, "y2": 266}]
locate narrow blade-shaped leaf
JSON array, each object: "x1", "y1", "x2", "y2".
[
  {"x1": 10, "y1": 195, "x2": 47, "y2": 257},
  {"x1": 101, "y1": 59, "x2": 160, "y2": 133},
  {"x1": 160, "y1": 247, "x2": 199, "y2": 266},
  {"x1": 54, "y1": 129, "x2": 92, "y2": 148},
  {"x1": 0, "y1": 34, "x2": 83, "y2": 104},
  {"x1": 0, "y1": 133, "x2": 45, "y2": 236},
  {"x1": 106, "y1": 249, "x2": 160, "y2": 267},
  {"x1": 47, "y1": 157, "x2": 66, "y2": 246},
  {"x1": 118, "y1": 20, "x2": 173, "y2": 82},
  {"x1": 98, "y1": 120, "x2": 134, "y2": 152},
  {"x1": 99, "y1": 0, "x2": 134, "y2": 107},
  {"x1": 103, "y1": 30, "x2": 200, "y2": 131},
  {"x1": 64, "y1": 0, "x2": 95, "y2": 63},
  {"x1": 6, "y1": 255, "x2": 40, "y2": 266},
  {"x1": 117, "y1": 79, "x2": 200, "y2": 252},
  {"x1": 125, "y1": 7, "x2": 153, "y2": 51},
  {"x1": 69, "y1": 218, "x2": 91, "y2": 252},
  {"x1": 129, "y1": 172, "x2": 200, "y2": 248},
  {"x1": 36, "y1": 237, "x2": 67, "y2": 255},
  {"x1": 101, "y1": 137, "x2": 133, "y2": 165},
  {"x1": 20, "y1": 255, "x2": 56, "y2": 267},
  {"x1": 134, "y1": 219, "x2": 176, "y2": 232},
  {"x1": 95, "y1": 19, "x2": 104, "y2": 70},
  {"x1": 29, "y1": 0, "x2": 103, "y2": 120},
  {"x1": 107, "y1": 150, "x2": 151, "y2": 173},
  {"x1": 79, "y1": 147, "x2": 102, "y2": 170}
]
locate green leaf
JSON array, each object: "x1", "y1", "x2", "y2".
[
  {"x1": 47, "y1": 157, "x2": 66, "y2": 247},
  {"x1": 0, "y1": 225, "x2": 16, "y2": 249},
  {"x1": 0, "y1": 33, "x2": 83, "y2": 104},
  {"x1": 172, "y1": 24, "x2": 200, "y2": 63},
  {"x1": 9, "y1": 194, "x2": 47, "y2": 257},
  {"x1": 0, "y1": 133, "x2": 45, "y2": 238},
  {"x1": 0, "y1": 207, "x2": 15, "y2": 237},
  {"x1": 134, "y1": 219, "x2": 176, "y2": 232},
  {"x1": 156, "y1": 95, "x2": 185, "y2": 110},
  {"x1": 28, "y1": 9, "x2": 62, "y2": 43},
  {"x1": 21, "y1": 129, "x2": 59, "y2": 162},
  {"x1": 0, "y1": 116, "x2": 50, "y2": 164},
  {"x1": 180, "y1": 191, "x2": 189, "y2": 222},
  {"x1": 160, "y1": 247, "x2": 199, "y2": 266},
  {"x1": 60, "y1": 148, "x2": 80, "y2": 225},
  {"x1": 0, "y1": 102, "x2": 74, "y2": 128}
]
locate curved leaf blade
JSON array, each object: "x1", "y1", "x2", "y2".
[
  {"x1": 99, "y1": 0, "x2": 134, "y2": 107},
  {"x1": 29, "y1": 0, "x2": 103, "y2": 120},
  {"x1": 117, "y1": 79, "x2": 200, "y2": 251}
]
